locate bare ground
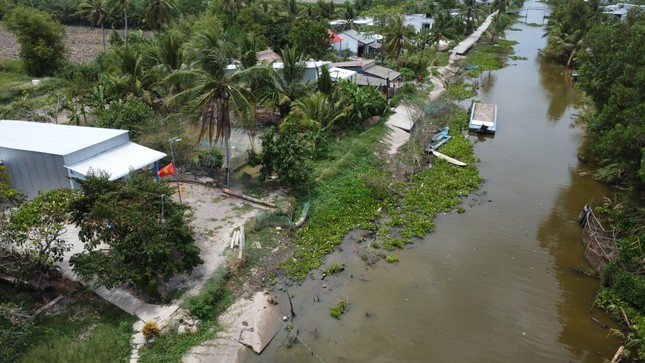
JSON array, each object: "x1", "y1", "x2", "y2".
[{"x1": 0, "y1": 24, "x2": 142, "y2": 64}]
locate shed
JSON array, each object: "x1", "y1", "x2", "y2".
[{"x1": 0, "y1": 120, "x2": 166, "y2": 198}]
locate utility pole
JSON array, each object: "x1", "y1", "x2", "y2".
[{"x1": 168, "y1": 137, "x2": 183, "y2": 204}]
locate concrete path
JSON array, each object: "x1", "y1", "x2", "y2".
[{"x1": 453, "y1": 11, "x2": 498, "y2": 55}]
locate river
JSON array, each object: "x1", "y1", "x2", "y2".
[{"x1": 245, "y1": 3, "x2": 619, "y2": 362}]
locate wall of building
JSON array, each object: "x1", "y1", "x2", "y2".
[{"x1": 0, "y1": 148, "x2": 68, "y2": 198}]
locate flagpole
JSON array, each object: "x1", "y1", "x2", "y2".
[{"x1": 168, "y1": 137, "x2": 183, "y2": 204}]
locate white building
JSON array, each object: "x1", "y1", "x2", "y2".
[
  {"x1": 404, "y1": 14, "x2": 434, "y2": 32},
  {"x1": 332, "y1": 29, "x2": 382, "y2": 56},
  {"x1": 0, "y1": 120, "x2": 166, "y2": 198},
  {"x1": 225, "y1": 61, "x2": 331, "y2": 83}
]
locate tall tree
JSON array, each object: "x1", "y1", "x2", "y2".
[
  {"x1": 165, "y1": 30, "x2": 253, "y2": 186},
  {"x1": 381, "y1": 14, "x2": 415, "y2": 59},
  {"x1": 78, "y1": 0, "x2": 110, "y2": 51},
  {"x1": 69, "y1": 171, "x2": 202, "y2": 296},
  {"x1": 287, "y1": 19, "x2": 331, "y2": 59},
  {"x1": 3, "y1": 6, "x2": 68, "y2": 76},
  {"x1": 577, "y1": 10, "x2": 645, "y2": 190},
  {"x1": 219, "y1": 0, "x2": 245, "y2": 19},
  {"x1": 145, "y1": 0, "x2": 173, "y2": 31}
]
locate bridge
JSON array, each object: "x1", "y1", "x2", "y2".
[{"x1": 508, "y1": 6, "x2": 550, "y2": 14}]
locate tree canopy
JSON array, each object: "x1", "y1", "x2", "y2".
[
  {"x1": 577, "y1": 10, "x2": 645, "y2": 191},
  {"x1": 3, "y1": 6, "x2": 68, "y2": 76},
  {"x1": 68, "y1": 171, "x2": 202, "y2": 296}
]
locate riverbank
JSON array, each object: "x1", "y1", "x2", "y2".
[{"x1": 180, "y1": 13, "x2": 511, "y2": 363}]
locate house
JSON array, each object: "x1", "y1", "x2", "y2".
[
  {"x1": 0, "y1": 120, "x2": 166, "y2": 198},
  {"x1": 225, "y1": 61, "x2": 332, "y2": 83},
  {"x1": 404, "y1": 14, "x2": 434, "y2": 32},
  {"x1": 331, "y1": 58, "x2": 401, "y2": 88},
  {"x1": 332, "y1": 29, "x2": 382, "y2": 56},
  {"x1": 603, "y1": 3, "x2": 645, "y2": 20}
]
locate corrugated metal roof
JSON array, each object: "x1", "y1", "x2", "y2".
[
  {"x1": 0, "y1": 120, "x2": 127, "y2": 156},
  {"x1": 65, "y1": 142, "x2": 166, "y2": 180},
  {"x1": 355, "y1": 74, "x2": 388, "y2": 87},
  {"x1": 363, "y1": 65, "x2": 401, "y2": 80}
]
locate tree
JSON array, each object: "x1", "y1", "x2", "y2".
[
  {"x1": 2, "y1": 189, "x2": 74, "y2": 290},
  {"x1": 95, "y1": 96, "x2": 155, "y2": 140},
  {"x1": 248, "y1": 127, "x2": 312, "y2": 186},
  {"x1": 145, "y1": 0, "x2": 173, "y2": 31},
  {"x1": 69, "y1": 171, "x2": 202, "y2": 296},
  {"x1": 106, "y1": 46, "x2": 155, "y2": 103},
  {"x1": 577, "y1": 10, "x2": 645, "y2": 190},
  {"x1": 287, "y1": 19, "x2": 331, "y2": 59},
  {"x1": 381, "y1": 14, "x2": 415, "y2": 59},
  {"x1": 252, "y1": 46, "x2": 309, "y2": 118},
  {"x1": 111, "y1": 0, "x2": 131, "y2": 47},
  {"x1": 219, "y1": 0, "x2": 245, "y2": 19},
  {"x1": 78, "y1": 0, "x2": 110, "y2": 51},
  {"x1": 165, "y1": 29, "x2": 253, "y2": 186},
  {"x1": 3, "y1": 6, "x2": 68, "y2": 76}
]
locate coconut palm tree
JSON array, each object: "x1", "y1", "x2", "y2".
[
  {"x1": 106, "y1": 46, "x2": 155, "y2": 103},
  {"x1": 250, "y1": 46, "x2": 309, "y2": 118},
  {"x1": 165, "y1": 30, "x2": 252, "y2": 186},
  {"x1": 110, "y1": 0, "x2": 130, "y2": 46},
  {"x1": 145, "y1": 0, "x2": 173, "y2": 31},
  {"x1": 78, "y1": 0, "x2": 110, "y2": 51},
  {"x1": 381, "y1": 14, "x2": 416, "y2": 60},
  {"x1": 220, "y1": 0, "x2": 245, "y2": 19},
  {"x1": 281, "y1": 92, "x2": 351, "y2": 153}
]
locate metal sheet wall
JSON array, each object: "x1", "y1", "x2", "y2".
[{"x1": 0, "y1": 147, "x2": 68, "y2": 198}]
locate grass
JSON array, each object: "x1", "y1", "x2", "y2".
[
  {"x1": 281, "y1": 122, "x2": 392, "y2": 280},
  {"x1": 0, "y1": 283, "x2": 136, "y2": 363},
  {"x1": 138, "y1": 268, "x2": 231, "y2": 363},
  {"x1": 138, "y1": 320, "x2": 220, "y2": 363}
]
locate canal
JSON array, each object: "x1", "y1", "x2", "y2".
[{"x1": 246, "y1": 2, "x2": 619, "y2": 362}]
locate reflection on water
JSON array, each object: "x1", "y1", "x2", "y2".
[
  {"x1": 246, "y1": 2, "x2": 618, "y2": 362},
  {"x1": 538, "y1": 56, "x2": 581, "y2": 121}
]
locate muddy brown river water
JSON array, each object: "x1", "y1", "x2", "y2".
[{"x1": 245, "y1": 3, "x2": 620, "y2": 362}]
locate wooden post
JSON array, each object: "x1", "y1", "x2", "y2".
[{"x1": 610, "y1": 346, "x2": 625, "y2": 363}]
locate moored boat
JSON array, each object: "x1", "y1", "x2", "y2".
[{"x1": 469, "y1": 102, "x2": 497, "y2": 133}]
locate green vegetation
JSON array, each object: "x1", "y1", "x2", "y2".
[
  {"x1": 322, "y1": 262, "x2": 345, "y2": 276},
  {"x1": 281, "y1": 123, "x2": 390, "y2": 280},
  {"x1": 385, "y1": 255, "x2": 400, "y2": 263},
  {"x1": 329, "y1": 299, "x2": 348, "y2": 319},
  {"x1": 3, "y1": 6, "x2": 68, "y2": 76},
  {"x1": 0, "y1": 284, "x2": 135, "y2": 363},
  {"x1": 69, "y1": 171, "x2": 202, "y2": 298}
]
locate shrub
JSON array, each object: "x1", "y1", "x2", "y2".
[
  {"x1": 95, "y1": 97, "x2": 155, "y2": 140},
  {"x1": 197, "y1": 149, "x2": 224, "y2": 171},
  {"x1": 183, "y1": 269, "x2": 231, "y2": 321},
  {"x1": 3, "y1": 6, "x2": 68, "y2": 76},
  {"x1": 329, "y1": 299, "x2": 347, "y2": 319},
  {"x1": 142, "y1": 321, "x2": 160, "y2": 340}
]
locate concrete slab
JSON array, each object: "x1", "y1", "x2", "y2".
[{"x1": 385, "y1": 105, "x2": 417, "y2": 131}]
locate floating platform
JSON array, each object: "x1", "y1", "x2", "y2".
[{"x1": 469, "y1": 103, "x2": 497, "y2": 133}]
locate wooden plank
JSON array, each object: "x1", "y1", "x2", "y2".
[
  {"x1": 223, "y1": 188, "x2": 276, "y2": 208},
  {"x1": 33, "y1": 295, "x2": 64, "y2": 317}
]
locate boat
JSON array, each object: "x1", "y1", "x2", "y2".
[
  {"x1": 425, "y1": 128, "x2": 452, "y2": 152},
  {"x1": 431, "y1": 150, "x2": 467, "y2": 167},
  {"x1": 465, "y1": 65, "x2": 479, "y2": 70},
  {"x1": 469, "y1": 102, "x2": 497, "y2": 133},
  {"x1": 431, "y1": 127, "x2": 449, "y2": 142}
]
